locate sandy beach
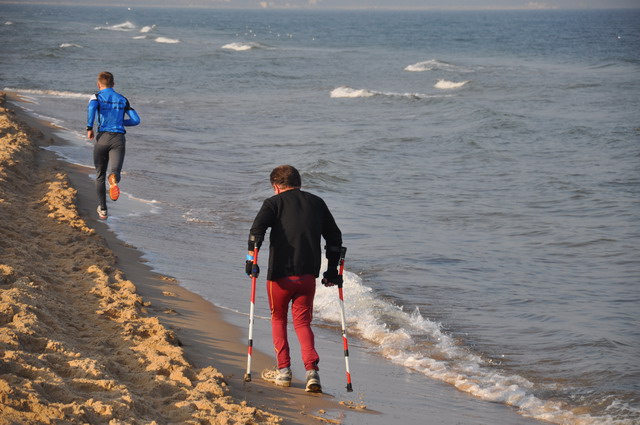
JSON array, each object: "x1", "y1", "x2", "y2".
[{"x1": 0, "y1": 93, "x2": 358, "y2": 425}]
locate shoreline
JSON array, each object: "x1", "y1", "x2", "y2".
[{"x1": 0, "y1": 92, "x2": 355, "y2": 424}]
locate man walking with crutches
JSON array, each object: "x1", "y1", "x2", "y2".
[{"x1": 246, "y1": 164, "x2": 343, "y2": 393}]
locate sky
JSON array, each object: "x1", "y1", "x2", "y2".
[{"x1": 3, "y1": 0, "x2": 639, "y2": 9}]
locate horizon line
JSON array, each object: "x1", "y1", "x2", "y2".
[{"x1": 1, "y1": 1, "x2": 639, "y2": 11}]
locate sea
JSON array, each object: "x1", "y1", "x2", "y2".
[{"x1": 1, "y1": 4, "x2": 639, "y2": 425}]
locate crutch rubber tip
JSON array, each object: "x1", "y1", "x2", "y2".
[
  {"x1": 244, "y1": 373, "x2": 252, "y2": 382},
  {"x1": 346, "y1": 383, "x2": 353, "y2": 392}
]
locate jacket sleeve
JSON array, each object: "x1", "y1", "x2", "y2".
[
  {"x1": 87, "y1": 95, "x2": 98, "y2": 129},
  {"x1": 124, "y1": 100, "x2": 141, "y2": 126},
  {"x1": 248, "y1": 200, "x2": 275, "y2": 251},
  {"x1": 321, "y1": 202, "x2": 342, "y2": 248}
]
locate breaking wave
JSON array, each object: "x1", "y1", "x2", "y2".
[
  {"x1": 5, "y1": 88, "x2": 89, "y2": 100},
  {"x1": 314, "y1": 268, "x2": 631, "y2": 425},
  {"x1": 434, "y1": 79, "x2": 469, "y2": 89},
  {"x1": 140, "y1": 24, "x2": 156, "y2": 33},
  {"x1": 405, "y1": 59, "x2": 473, "y2": 73},
  {"x1": 155, "y1": 37, "x2": 180, "y2": 44},
  {"x1": 222, "y1": 42, "x2": 264, "y2": 51},
  {"x1": 94, "y1": 21, "x2": 136, "y2": 32},
  {"x1": 330, "y1": 86, "x2": 443, "y2": 100}
]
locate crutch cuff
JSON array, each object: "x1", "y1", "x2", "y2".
[
  {"x1": 325, "y1": 245, "x2": 342, "y2": 268},
  {"x1": 248, "y1": 234, "x2": 264, "y2": 251}
]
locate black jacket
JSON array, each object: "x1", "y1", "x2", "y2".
[{"x1": 249, "y1": 188, "x2": 342, "y2": 280}]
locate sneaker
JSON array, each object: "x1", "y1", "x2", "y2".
[
  {"x1": 305, "y1": 370, "x2": 322, "y2": 393},
  {"x1": 261, "y1": 366, "x2": 292, "y2": 387},
  {"x1": 97, "y1": 206, "x2": 108, "y2": 220},
  {"x1": 108, "y1": 173, "x2": 120, "y2": 201}
]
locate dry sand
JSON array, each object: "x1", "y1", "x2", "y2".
[{"x1": 0, "y1": 93, "x2": 355, "y2": 425}]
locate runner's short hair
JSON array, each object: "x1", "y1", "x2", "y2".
[
  {"x1": 97, "y1": 71, "x2": 114, "y2": 88},
  {"x1": 270, "y1": 165, "x2": 301, "y2": 189}
]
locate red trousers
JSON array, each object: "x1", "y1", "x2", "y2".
[{"x1": 267, "y1": 275, "x2": 319, "y2": 371}]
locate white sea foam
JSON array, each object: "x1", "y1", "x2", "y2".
[
  {"x1": 222, "y1": 42, "x2": 261, "y2": 51},
  {"x1": 330, "y1": 86, "x2": 442, "y2": 100},
  {"x1": 330, "y1": 86, "x2": 376, "y2": 98},
  {"x1": 132, "y1": 35, "x2": 147, "y2": 40},
  {"x1": 124, "y1": 193, "x2": 162, "y2": 214},
  {"x1": 140, "y1": 24, "x2": 156, "y2": 33},
  {"x1": 314, "y1": 267, "x2": 622, "y2": 425},
  {"x1": 434, "y1": 79, "x2": 469, "y2": 89},
  {"x1": 405, "y1": 59, "x2": 455, "y2": 72},
  {"x1": 155, "y1": 37, "x2": 180, "y2": 44},
  {"x1": 4, "y1": 21, "x2": 14, "y2": 26},
  {"x1": 405, "y1": 59, "x2": 473, "y2": 73},
  {"x1": 5, "y1": 88, "x2": 90, "y2": 100},
  {"x1": 94, "y1": 21, "x2": 136, "y2": 31},
  {"x1": 59, "y1": 43, "x2": 82, "y2": 49}
]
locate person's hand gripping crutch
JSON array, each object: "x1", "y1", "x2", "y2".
[
  {"x1": 244, "y1": 234, "x2": 262, "y2": 382},
  {"x1": 322, "y1": 246, "x2": 353, "y2": 392}
]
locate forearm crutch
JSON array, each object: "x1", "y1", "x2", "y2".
[
  {"x1": 337, "y1": 247, "x2": 353, "y2": 392},
  {"x1": 243, "y1": 237, "x2": 260, "y2": 382}
]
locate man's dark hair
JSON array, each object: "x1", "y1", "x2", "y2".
[
  {"x1": 98, "y1": 71, "x2": 114, "y2": 88},
  {"x1": 270, "y1": 165, "x2": 301, "y2": 189}
]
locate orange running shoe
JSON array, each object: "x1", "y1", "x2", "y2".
[{"x1": 108, "y1": 173, "x2": 120, "y2": 201}]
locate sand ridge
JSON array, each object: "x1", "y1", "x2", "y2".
[{"x1": 0, "y1": 94, "x2": 282, "y2": 424}]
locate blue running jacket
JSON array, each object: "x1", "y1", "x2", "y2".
[{"x1": 87, "y1": 88, "x2": 141, "y2": 133}]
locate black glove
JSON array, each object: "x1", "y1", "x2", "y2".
[
  {"x1": 322, "y1": 269, "x2": 343, "y2": 287},
  {"x1": 245, "y1": 260, "x2": 260, "y2": 278}
]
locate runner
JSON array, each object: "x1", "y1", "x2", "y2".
[{"x1": 86, "y1": 71, "x2": 140, "y2": 219}]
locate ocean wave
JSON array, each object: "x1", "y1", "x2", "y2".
[
  {"x1": 4, "y1": 21, "x2": 14, "y2": 26},
  {"x1": 5, "y1": 88, "x2": 90, "y2": 100},
  {"x1": 140, "y1": 24, "x2": 156, "y2": 33},
  {"x1": 330, "y1": 86, "x2": 442, "y2": 100},
  {"x1": 434, "y1": 79, "x2": 469, "y2": 89},
  {"x1": 155, "y1": 37, "x2": 180, "y2": 44},
  {"x1": 404, "y1": 59, "x2": 455, "y2": 72},
  {"x1": 94, "y1": 21, "x2": 136, "y2": 31},
  {"x1": 59, "y1": 43, "x2": 82, "y2": 49},
  {"x1": 314, "y1": 267, "x2": 627, "y2": 425},
  {"x1": 330, "y1": 86, "x2": 376, "y2": 98},
  {"x1": 222, "y1": 42, "x2": 262, "y2": 51},
  {"x1": 183, "y1": 209, "x2": 216, "y2": 227},
  {"x1": 405, "y1": 59, "x2": 475, "y2": 73}
]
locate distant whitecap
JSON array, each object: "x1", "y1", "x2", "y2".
[
  {"x1": 331, "y1": 86, "x2": 440, "y2": 100},
  {"x1": 405, "y1": 59, "x2": 451, "y2": 72},
  {"x1": 330, "y1": 86, "x2": 376, "y2": 98},
  {"x1": 405, "y1": 59, "x2": 473, "y2": 73},
  {"x1": 434, "y1": 79, "x2": 469, "y2": 89},
  {"x1": 94, "y1": 21, "x2": 136, "y2": 31},
  {"x1": 222, "y1": 42, "x2": 259, "y2": 51},
  {"x1": 155, "y1": 37, "x2": 180, "y2": 44},
  {"x1": 59, "y1": 43, "x2": 82, "y2": 49},
  {"x1": 140, "y1": 24, "x2": 156, "y2": 33}
]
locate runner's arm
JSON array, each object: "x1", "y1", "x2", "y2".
[
  {"x1": 124, "y1": 101, "x2": 141, "y2": 126},
  {"x1": 86, "y1": 97, "x2": 99, "y2": 139}
]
